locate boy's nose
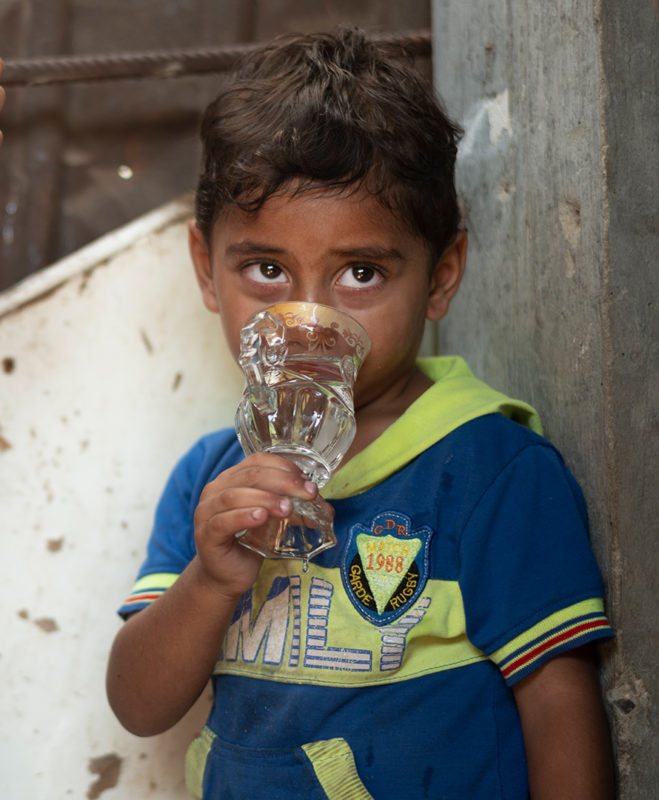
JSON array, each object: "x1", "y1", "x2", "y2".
[{"x1": 289, "y1": 281, "x2": 332, "y2": 308}]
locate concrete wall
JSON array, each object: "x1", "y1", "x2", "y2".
[
  {"x1": 0, "y1": 200, "x2": 244, "y2": 798},
  {"x1": 431, "y1": 1, "x2": 658, "y2": 796}
]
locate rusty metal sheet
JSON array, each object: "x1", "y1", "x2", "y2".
[{"x1": 0, "y1": 197, "x2": 243, "y2": 798}]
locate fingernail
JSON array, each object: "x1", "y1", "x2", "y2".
[
  {"x1": 279, "y1": 498, "x2": 292, "y2": 513},
  {"x1": 304, "y1": 481, "x2": 317, "y2": 495}
]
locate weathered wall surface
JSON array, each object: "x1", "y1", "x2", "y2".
[
  {"x1": 0, "y1": 200, "x2": 244, "y2": 798},
  {"x1": 431, "y1": 0, "x2": 658, "y2": 796}
]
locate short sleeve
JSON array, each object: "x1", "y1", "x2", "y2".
[
  {"x1": 117, "y1": 430, "x2": 243, "y2": 617},
  {"x1": 459, "y1": 443, "x2": 613, "y2": 685}
]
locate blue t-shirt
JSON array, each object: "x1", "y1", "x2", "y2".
[{"x1": 119, "y1": 412, "x2": 613, "y2": 800}]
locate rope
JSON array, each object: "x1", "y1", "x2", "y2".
[{"x1": 2, "y1": 30, "x2": 431, "y2": 88}]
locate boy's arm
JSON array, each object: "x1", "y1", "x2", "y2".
[
  {"x1": 106, "y1": 452, "x2": 328, "y2": 737},
  {"x1": 512, "y1": 644, "x2": 615, "y2": 800},
  {"x1": 107, "y1": 555, "x2": 252, "y2": 736}
]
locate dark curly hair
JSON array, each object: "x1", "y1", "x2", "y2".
[{"x1": 195, "y1": 27, "x2": 463, "y2": 261}]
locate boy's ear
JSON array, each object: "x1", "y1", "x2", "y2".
[
  {"x1": 426, "y1": 231, "x2": 468, "y2": 322},
  {"x1": 188, "y1": 220, "x2": 220, "y2": 313}
]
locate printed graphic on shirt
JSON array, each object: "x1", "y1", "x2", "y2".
[
  {"x1": 342, "y1": 511, "x2": 432, "y2": 625},
  {"x1": 214, "y1": 567, "x2": 455, "y2": 685}
]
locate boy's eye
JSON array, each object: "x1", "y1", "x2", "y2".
[
  {"x1": 243, "y1": 262, "x2": 287, "y2": 283},
  {"x1": 337, "y1": 265, "x2": 382, "y2": 289}
]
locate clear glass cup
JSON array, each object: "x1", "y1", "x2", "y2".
[{"x1": 234, "y1": 302, "x2": 371, "y2": 564}]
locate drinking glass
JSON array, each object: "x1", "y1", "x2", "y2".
[{"x1": 234, "y1": 302, "x2": 370, "y2": 563}]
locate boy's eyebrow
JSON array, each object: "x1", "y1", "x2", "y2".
[
  {"x1": 225, "y1": 241, "x2": 286, "y2": 256},
  {"x1": 225, "y1": 242, "x2": 406, "y2": 261},
  {"x1": 329, "y1": 246, "x2": 405, "y2": 261}
]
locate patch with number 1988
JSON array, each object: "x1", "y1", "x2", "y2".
[{"x1": 341, "y1": 511, "x2": 432, "y2": 625}]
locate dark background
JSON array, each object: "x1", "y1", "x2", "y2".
[{"x1": 0, "y1": 0, "x2": 431, "y2": 292}]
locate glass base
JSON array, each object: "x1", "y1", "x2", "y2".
[{"x1": 236, "y1": 496, "x2": 336, "y2": 562}]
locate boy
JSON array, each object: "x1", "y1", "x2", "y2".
[{"x1": 107, "y1": 28, "x2": 615, "y2": 799}]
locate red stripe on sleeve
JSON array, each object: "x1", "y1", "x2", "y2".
[
  {"x1": 125, "y1": 593, "x2": 162, "y2": 605},
  {"x1": 502, "y1": 618, "x2": 610, "y2": 678}
]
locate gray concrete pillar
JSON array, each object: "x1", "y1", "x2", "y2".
[{"x1": 431, "y1": 1, "x2": 658, "y2": 796}]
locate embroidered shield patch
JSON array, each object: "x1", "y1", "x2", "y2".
[{"x1": 342, "y1": 511, "x2": 432, "y2": 625}]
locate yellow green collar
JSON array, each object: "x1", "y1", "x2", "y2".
[{"x1": 323, "y1": 356, "x2": 541, "y2": 499}]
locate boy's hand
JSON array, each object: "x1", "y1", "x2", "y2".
[
  {"x1": 193, "y1": 452, "x2": 332, "y2": 597},
  {"x1": 107, "y1": 452, "x2": 332, "y2": 737}
]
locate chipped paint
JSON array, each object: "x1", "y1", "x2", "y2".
[
  {"x1": 458, "y1": 89, "x2": 513, "y2": 161},
  {"x1": 558, "y1": 198, "x2": 582, "y2": 280},
  {"x1": 140, "y1": 328, "x2": 154, "y2": 354},
  {"x1": 0, "y1": 197, "x2": 242, "y2": 797},
  {"x1": 87, "y1": 754, "x2": 123, "y2": 799},
  {"x1": 34, "y1": 617, "x2": 59, "y2": 633},
  {"x1": 486, "y1": 89, "x2": 512, "y2": 144}
]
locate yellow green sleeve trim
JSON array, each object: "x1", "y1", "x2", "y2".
[
  {"x1": 122, "y1": 572, "x2": 179, "y2": 609},
  {"x1": 491, "y1": 598, "x2": 613, "y2": 683}
]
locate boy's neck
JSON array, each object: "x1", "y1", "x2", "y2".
[{"x1": 344, "y1": 365, "x2": 432, "y2": 464}]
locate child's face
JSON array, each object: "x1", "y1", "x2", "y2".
[{"x1": 190, "y1": 184, "x2": 465, "y2": 410}]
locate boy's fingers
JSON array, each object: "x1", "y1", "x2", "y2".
[
  {"x1": 195, "y1": 452, "x2": 335, "y2": 541},
  {"x1": 209, "y1": 506, "x2": 273, "y2": 538},
  {"x1": 201, "y1": 483, "x2": 332, "y2": 523},
  {"x1": 209, "y1": 454, "x2": 321, "y2": 501},
  {"x1": 197, "y1": 483, "x2": 334, "y2": 538},
  {"x1": 202, "y1": 485, "x2": 294, "y2": 518},
  {"x1": 240, "y1": 451, "x2": 305, "y2": 474}
]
